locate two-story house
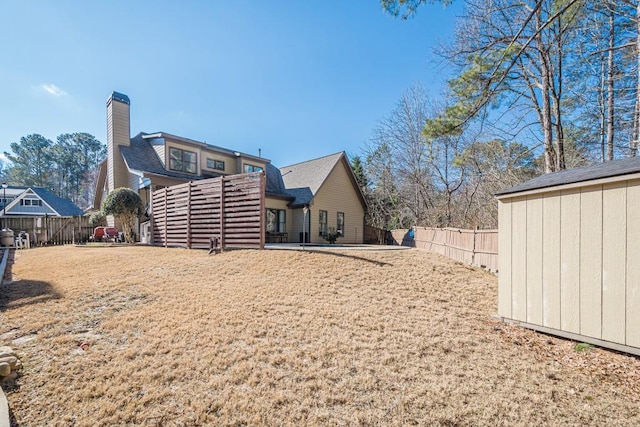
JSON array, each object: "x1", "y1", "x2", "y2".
[{"x1": 93, "y1": 92, "x2": 366, "y2": 244}]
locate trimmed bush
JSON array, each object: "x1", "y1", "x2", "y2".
[{"x1": 102, "y1": 188, "x2": 143, "y2": 243}]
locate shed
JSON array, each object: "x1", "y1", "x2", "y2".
[{"x1": 496, "y1": 156, "x2": 640, "y2": 356}]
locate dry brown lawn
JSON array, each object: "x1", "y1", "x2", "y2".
[{"x1": 0, "y1": 246, "x2": 638, "y2": 426}]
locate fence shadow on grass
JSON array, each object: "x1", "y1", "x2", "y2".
[
  {"x1": 0, "y1": 280, "x2": 63, "y2": 311},
  {"x1": 305, "y1": 249, "x2": 392, "y2": 267}
]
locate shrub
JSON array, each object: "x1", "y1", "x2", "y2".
[
  {"x1": 322, "y1": 227, "x2": 341, "y2": 245},
  {"x1": 101, "y1": 188, "x2": 143, "y2": 243},
  {"x1": 88, "y1": 212, "x2": 107, "y2": 228}
]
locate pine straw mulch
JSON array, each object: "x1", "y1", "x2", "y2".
[{"x1": 0, "y1": 246, "x2": 638, "y2": 426}]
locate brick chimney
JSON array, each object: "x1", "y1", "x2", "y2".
[{"x1": 106, "y1": 91, "x2": 131, "y2": 192}]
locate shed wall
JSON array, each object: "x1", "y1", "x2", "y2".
[{"x1": 498, "y1": 178, "x2": 640, "y2": 352}]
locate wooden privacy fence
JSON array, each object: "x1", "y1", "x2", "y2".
[
  {"x1": 363, "y1": 225, "x2": 392, "y2": 244},
  {"x1": 151, "y1": 172, "x2": 265, "y2": 250},
  {"x1": 391, "y1": 227, "x2": 499, "y2": 273},
  {"x1": 2, "y1": 216, "x2": 92, "y2": 245}
]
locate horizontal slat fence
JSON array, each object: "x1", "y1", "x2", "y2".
[
  {"x1": 151, "y1": 172, "x2": 265, "y2": 250},
  {"x1": 391, "y1": 227, "x2": 498, "y2": 273},
  {"x1": 1, "y1": 216, "x2": 92, "y2": 246}
]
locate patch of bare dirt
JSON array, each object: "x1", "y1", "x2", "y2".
[{"x1": 0, "y1": 246, "x2": 638, "y2": 426}]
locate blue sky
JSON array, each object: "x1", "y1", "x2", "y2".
[{"x1": 0, "y1": 0, "x2": 462, "y2": 167}]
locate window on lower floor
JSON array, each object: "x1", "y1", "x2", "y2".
[
  {"x1": 266, "y1": 209, "x2": 286, "y2": 233},
  {"x1": 169, "y1": 147, "x2": 197, "y2": 174},
  {"x1": 337, "y1": 212, "x2": 344, "y2": 237},
  {"x1": 319, "y1": 210, "x2": 328, "y2": 236}
]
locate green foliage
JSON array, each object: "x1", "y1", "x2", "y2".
[
  {"x1": 4, "y1": 134, "x2": 53, "y2": 187},
  {"x1": 350, "y1": 155, "x2": 368, "y2": 190},
  {"x1": 574, "y1": 342, "x2": 594, "y2": 352},
  {"x1": 424, "y1": 53, "x2": 507, "y2": 140},
  {"x1": 322, "y1": 227, "x2": 341, "y2": 244},
  {"x1": 381, "y1": 0, "x2": 453, "y2": 19},
  {"x1": 52, "y1": 133, "x2": 105, "y2": 205},
  {"x1": 87, "y1": 211, "x2": 107, "y2": 228},
  {"x1": 102, "y1": 188, "x2": 143, "y2": 243},
  {"x1": 5, "y1": 132, "x2": 105, "y2": 207}
]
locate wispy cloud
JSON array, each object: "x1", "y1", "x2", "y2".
[{"x1": 40, "y1": 83, "x2": 68, "y2": 97}]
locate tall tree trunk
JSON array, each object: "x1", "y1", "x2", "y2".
[
  {"x1": 537, "y1": 5, "x2": 555, "y2": 173},
  {"x1": 606, "y1": 10, "x2": 615, "y2": 161},
  {"x1": 632, "y1": 1, "x2": 640, "y2": 156},
  {"x1": 600, "y1": 56, "x2": 607, "y2": 162},
  {"x1": 553, "y1": 14, "x2": 565, "y2": 170}
]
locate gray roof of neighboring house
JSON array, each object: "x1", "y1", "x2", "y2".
[
  {"x1": 497, "y1": 156, "x2": 640, "y2": 196},
  {"x1": 278, "y1": 152, "x2": 345, "y2": 206},
  {"x1": 31, "y1": 188, "x2": 85, "y2": 216}
]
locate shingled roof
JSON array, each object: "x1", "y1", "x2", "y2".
[
  {"x1": 31, "y1": 187, "x2": 85, "y2": 216},
  {"x1": 496, "y1": 156, "x2": 640, "y2": 196},
  {"x1": 120, "y1": 133, "x2": 213, "y2": 181},
  {"x1": 278, "y1": 152, "x2": 345, "y2": 207}
]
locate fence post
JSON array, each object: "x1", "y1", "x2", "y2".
[
  {"x1": 163, "y1": 188, "x2": 168, "y2": 248},
  {"x1": 149, "y1": 187, "x2": 154, "y2": 246},
  {"x1": 259, "y1": 172, "x2": 265, "y2": 250},
  {"x1": 219, "y1": 177, "x2": 225, "y2": 251},
  {"x1": 186, "y1": 182, "x2": 192, "y2": 249},
  {"x1": 472, "y1": 227, "x2": 477, "y2": 265}
]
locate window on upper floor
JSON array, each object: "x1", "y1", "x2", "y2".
[
  {"x1": 20, "y1": 199, "x2": 42, "y2": 207},
  {"x1": 169, "y1": 147, "x2": 197, "y2": 174},
  {"x1": 243, "y1": 164, "x2": 263, "y2": 173},
  {"x1": 206, "y1": 158, "x2": 225, "y2": 171}
]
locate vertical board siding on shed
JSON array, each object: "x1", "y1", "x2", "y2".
[
  {"x1": 627, "y1": 182, "x2": 640, "y2": 347},
  {"x1": 560, "y1": 189, "x2": 580, "y2": 333},
  {"x1": 499, "y1": 178, "x2": 640, "y2": 353},
  {"x1": 511, "y1": 198, "x2": 527, "y2": 322},
  {"x1": 579, "y1": 187, "x2": 603, "y2": 339},
  {"x1": 601, "y1": 182, "x2": 626, "y2": 343},
  {"x1": 498, "y1": 201, "x2": 512, "y2": 318},
  {"x1": 542, "y1": 195, "x2": 561, "y2": 329},
  {"x1": 526, "y1": 197, "x2": 543, "y2": 325}
]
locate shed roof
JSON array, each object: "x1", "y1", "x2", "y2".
[{"x1": 496, "y1": 156, "x2": 640, "y2": 196}]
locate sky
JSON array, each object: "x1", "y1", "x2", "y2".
[{"x1": 0, "y1": 0, "x2": 463, "y2": 167}]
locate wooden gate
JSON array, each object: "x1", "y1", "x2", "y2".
[{"x1": 151, "y1": 172, "x2": 265, "y2": 250}]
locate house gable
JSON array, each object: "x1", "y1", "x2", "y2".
[
  {"x1": 5, "y1": 189, "x2": 57, "y2": 216},
  {"x1": 3, "y1": 187, "x2": 83, "y2": 217},
  {"x1": 311, "y1": 156, "x2": 366, "y2": 244}
]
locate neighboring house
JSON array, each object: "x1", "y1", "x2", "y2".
[
  {"x1": 94, "y1": 91, "x2": 366, "y2": 244},
  {"x1": 1, "y1": 186, "x2": 84, "y2": 217}
]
